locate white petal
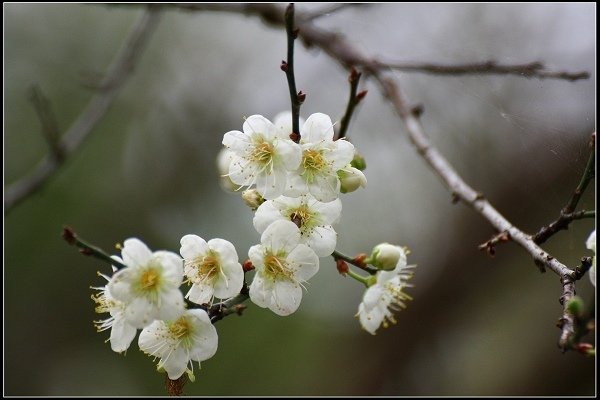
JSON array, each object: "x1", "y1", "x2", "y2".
[
  {"x1": 272, "y1": 280, "x2": 302, "y2": 316},
  {"x1": 153, "y1": 251, "x2": 184, "y2": 286},
  {"x1": 300, "y1": 113, "x2": 334, "y2": 143},
  {"x1": 358, "y1": 302, "x2": 384, "y2": 335},
  {"x1": 180, "y1": 235, "x2": 209, "y2": 260},
  {"x1": 260, "y1": 220, "x2": 301, "y2": 253},
  {"x1": 124, "y1": 297, "x2": 155, "y2": 328},
  {"x1": 328, "y1": 139, "x2": 355, "y2": 170},
  {"x1": 213, "y1": 265, "x2": 244, "y2": 299},
  {"x1": 274, "y1": 139, "x2": 302, "y2": 171},
  {"x1": 249, "y1": 273, "x2": 272, "y2": 309},
  {"x1": 255, "y1": 168, "x2": 286, "y2": 200},
  {"x1": 284, "y1": 172, "x2": 308, "y2": 198},
  {"x1": 121, "y1": 238, "x2": 153, "y2": 268},
  {"x1": 311, "y1": 197, "x2": 342, "y2": 225},
  {"x1": 243, "y1": 115, "x2": 276, "y2": 140},
  {"x1": 138, "y1": 320, "x2": 168, "y2": 356},
  {"x1": 362, "y1": 285, "x2": 384, "y2": 310},
  {"x1": 253, "y1": 200, "x2": 285, "y2": 234},
  {"x1": 287, "y1": 244, "x2": 319, "y2": 281},
  {"x1": 586, "y1": 230, "x2": 596, "y2": 253},
  {"x1": 108, "y1": 268, "x2": 135, "y2": 302},
  {"x1": 222, "y1": 130, "x2": 251, "y2": 153},
  {"x1": 305, "y1": 225, "x2": 337, "y2": 257},
  {"x1": 109, "y1": 317, "x2": 137, "y2": 353},
  {"x1": 157, "y1": 289, "x2": 185, "y2": 321},
  {"x1": 186, "y1": 283, "x2": 214, "y2": 305},
  {"x1": 248, "y1": 244, "x2": 265, "y2": 269},
  {"x1": 187, "y1": 309, "x2": 219, "y2": 361},
  {"x1": 309, "y1": 174, "x2": 340, "y2": 202},
  {"x1": 228, "y1": 155, "x2": 256, "y2": 186},
  {"x1": 161, "y1": 346, "x2": 189, "y2": 380}
]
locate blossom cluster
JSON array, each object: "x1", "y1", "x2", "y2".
[{"x1": 90, "y1": 111, "x2": 413, "y2": 383}]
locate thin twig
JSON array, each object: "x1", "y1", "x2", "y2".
[
  {"x1": 337, "y1": 68, "x2": 366, "y2": 140},
  {"x1": 5, "y1": 7, "x2": 161, "y2": 213},
  {"x1": 371, "y1": 60, "x2": 590, "y2": 81},
  {"x1": 532, "y1": 134, "x2": 595, "y2": 244},
  {"x1": 62, "y1": 226, "x2": 127, "y2": 270},
  {"x1": 209, "y1": 283, "x2": 250, "y2": 323},
  {"x1": 297, "y1": 4, "x2": 368, "y2": 22},
  {"x1": 332, "y1": 250, "x2": 378, "y2": 274},
  {"x1": 281, "y1": 3, "x2": 303, "y2": 143}
]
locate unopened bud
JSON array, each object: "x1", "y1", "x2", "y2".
[
  {"x1": 241, "y1": 189, "x2": 265, "y2": 210},
  {"x1": 297, "y1": 91, "x2": 306, "y2": 103},
  {"x1": 350, "y1": 152, "x2": 366, "y2": 171},
  {"x1": 367, "y1": 243, "x2": 407, "y2": 271},
  {"x1": 338, "y1": 166, "x2": 367, "y2": 193},
  {"x1": 242, "y1": 259, "x2": 255, "y2": 272},
  {"x1": 566, "y1": 296, "x2": 584, "y2": 318},
  {"x1": 336, "y1": 259, "x2": 349, "y2": 275}
]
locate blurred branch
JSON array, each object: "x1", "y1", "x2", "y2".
[
  {"x1": 4, "y1": 7, "x2": 161, "y2": 214},
  {"x1": 337, "y1": 68, "x2": 367, "y2": 140},
  {"x1": 297, "y1": 3, "x2": 368, "y2": 22},
  {"x1": 371, "y1": 60, "x2": 590, "y2": 81},
  {"x1": 28, "y1": 85, "x2": 65, "y2": 163}
]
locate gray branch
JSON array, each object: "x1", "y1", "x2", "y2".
[{"x1": 4, "y1": 7, "x2": 162, "y2": 213}]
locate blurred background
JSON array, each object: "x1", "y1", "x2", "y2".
[{"x1": 4, "y1": 3, "x2": 596, "y2": 396}]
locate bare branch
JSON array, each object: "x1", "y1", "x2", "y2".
[
  {"x1": 298, "y1": 4, "x2": 370, "y2": 22},
  {"x1": 337, "y1": 68, "x2": 366, "y2": 140},
  {"x1": 4, "y1": 7, "x2": 161, "y2": 213},
  {"x1": 371, "y1": 60, "x2": 590, "y2": 81},
  {"x1": 28, "y1": 85, "x2": 64, "y2": 162}
]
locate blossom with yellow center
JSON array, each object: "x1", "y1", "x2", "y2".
[
  {"x1": 248, "y1": 220, "x2": 319, "y2": 316},
  {"x1": 108, "y1": 238, "x2": 184, "y2": 329},
  {"x1": 180, "y1": 235, "x2": 244, "y2": 304},
  {"x1": 138, "y1": 309, "x2": 218, "y2": 380}
]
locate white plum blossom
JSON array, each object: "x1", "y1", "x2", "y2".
[
  {"x1": 216, "y1": 148, "x2": 238, "y2": 192},
  {"x1": 587, "y1": 230, "x2": 596, "y2": 287},
  {"x1": 180, "y1": 235, "x2": 244, "y2": 304},
  {"x1": 222, "y1": 115, "x2": 301, "y2": 199},
  {"x1": 285, "y1": 113, "x2": 355, "y2": 202},
  {"x1": 357, "y1": 252, "x2": 414, "y2": 335},
  {"x1": 91, "y1": 270, "x2": 137, "y2": 353},
  {"x1": 139, "y1": 309, "x2": 218, "y2": 380},
  {"x1": 253, "y1": 194, "x2": 342, "y2": 257},
  {"x1": 249, "y1": 220, "x2": 319, "y2": 316},
  {"x1": 108, "y1": 238, "x2": 185, "y2": 329}
]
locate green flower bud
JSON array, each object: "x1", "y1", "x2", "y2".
[
  {"x1": 566, "y1": 296, "x2": 584, "y2": 318},
  {"x1": 367, "y1": 243, "x2": 407, "y2": 271},
  {"x1": 350, "y1": 152, "x2": 366, "y2": 171},
  {"x1": 338, "y1": 166, "x2": 367, "y2": 193}
]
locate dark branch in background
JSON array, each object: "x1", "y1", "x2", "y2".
[
  {"x1": 371, "y1": 60, "x2": 590, "y2": 81},
  {"x1": 281, "y1": 3, "x2": 304, "y2": 143},
  {"x1": 28, "y1": 85, "x2": 65, "y2": 163},
  {"x1": 4, "y1": 7, "x2": 161, "y2": 214},
  {"x1": 533, "y1": 133, "x2": 596, "y2": 244},
  {"x1": 297, "y1": 3, "x2": 369, "y2": 23},
  {"x1": 337, "y1": 68, "x2": 367, "y2": 140},
  {"x1": 62, "y1": 226, "x2": 127, "y2": 270}
]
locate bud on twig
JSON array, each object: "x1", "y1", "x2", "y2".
[
  {"x1": 280, "y1": 60, "x2": 288, "y2": 72},
  {"x1": 297, "y1": 90, "x2": 306, "y2": 103}
]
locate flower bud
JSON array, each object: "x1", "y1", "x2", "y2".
[
  {"x1": 350, "y1": 152, "x2": 366, "y2": 171},
  {"x1": 217, "y1": 148, "x2": 237, "y2": 192},
  {"x1": 566, "y1": 296, "x2": 584, "y2": 318},
  {"x1": 338, "y1": 166, "x2": 367, "y2": 193},
  {"x1": 367, "y1": 243, "x2": 407, "y2": 271},
  {"x1": 242, "y1": 189, "x2": 265, "y2": 210}
]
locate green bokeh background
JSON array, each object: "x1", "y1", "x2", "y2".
[{"x1": 4, "y1": 3, "x2": 596, "y2": 396}]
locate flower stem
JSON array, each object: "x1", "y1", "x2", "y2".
[
  {"x1": 62, "y1": 226, "x2": 127, "y2": 270},
  {"x1": 345, "y1": 268, "x2": 371, "y2": 287},
  {"x1": 283, "y1": 3, "x2": 303, "y2": 142},
  {"x1": 332, "y1": 250, "x2": 378, "y2": 274}
]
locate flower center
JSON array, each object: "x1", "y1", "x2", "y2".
[
  {"x1": 250, "y1": 141, "x2": 275, "y2": 171},
  {"x1": 288, "y1": 205, "x2": 314, "y2": 230},
  {"x1": 263, "y1": 251, "x2": 293, "y2": 281},
  {"x1": 185, "y1": 253, "x2": 220, "y2": 284},
  {"x1": 139, "y1": 267, "x2": 160, "y2": 290},
  {"x1": 302, "y1": 149, "x2": 327, "y2": 182},
  {"x1": 168, "y1": 316, "x2": 194, "y2": 348}
]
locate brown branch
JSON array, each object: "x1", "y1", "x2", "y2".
[
  {"x1": 337, "y1": 68, "x2": 367, "y2": 140},
  {"x1": 371, "y1": 60, "x2": 590, "y2": 81},
  {"x1": 4, "y1": 7, "x2": 161, "y2": 213},
  {"x1": 532, "y1": 133, "x2": 596, "y2": 244},
  {"x1": 28, "y1": 85, "x2": 64, "y2": 163}
]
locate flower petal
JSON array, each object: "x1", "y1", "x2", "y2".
[
  {"x1": 121, "y1": 238, "x2": 153, "y2": 269},
  {"x1": 272, "y1": 279, "x2": 303, "y2": 316},
  {"x1": 243, "y1": 115, "x2": 275, "y2": 140},
  {"x1": 222, "y1": 130, "x2": 251, "y2": 153},
  {"x1": 186, "y1": 282, "x2": 214, "y2": 305},
  {"x1": 274, "y1": 139, "x2": 301, "y2": 171},
  {"x1": 161, "y1": 346, "x2": 189, "y2": 380},
  {"x1": 309, "y1": 174, "x2": 340, "y2": 202},
  {"x1": 305, "y1": 225, "x2": 337, "y2": 257},
  {"x1": 300, "y1": 113, "x2": 334, "y2": 143},
  {"x1": 249, "y1": 272, "x2": 272, "y2": 309},
  {"x1": 110, "y1": 317, "x2": 137, "y2": 353},
  {"x1": 187, "y1": 309, "x2": 219, "y2": 361},
  {"x1": 124, "y1": 297, "x2": 155, "y2": 328},
  {"x1": 287, "y1": 244, "x2": 319, "y2": 281},
  {"x1": 253, "y1": 200, "x2": 285, "y2": 234},
  {"x1": 180, "y1": 235, "x2": 209, "y2": 260},
  {"x1": 310, "y1": 197, "x2": 342, "y2": 225},
  {"x1": 255, "y1": 168, "x2": 286, "y2": 200},
  {"x1": 157, "y1": 289, "x2": 185, "y2": 322},
  {"x1": 260, "y1": 220, "x2": 301, "y2": 253},
  {"x1": 327, "y1": 139, "x2": 355, "y2": 170},
  {"x1": 153, "y1": 251, "x2": 184, "y2": 286}
]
